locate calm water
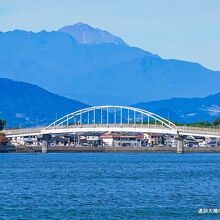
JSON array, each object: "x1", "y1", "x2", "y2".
[{"x1": 1, "y1": 153, "x2": 220, "y2": 219}]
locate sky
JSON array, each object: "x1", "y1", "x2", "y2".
[{"x1": 0, "y1": 0, "x2": 220, "y2": 70}]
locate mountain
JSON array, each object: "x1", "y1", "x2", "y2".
[
  {"x1": 0, "y1": 78, "x2": 89, "y2": 128},
  {"x1": 133, "y1": 93, "x2": 220, "y2": 123},
  {"x1": 0, "y1": 27, "x2": 155, "y2": 104},
  {"x1": 59, "y1": 22, "x2": 127, "y2": 45},
  {"x1": 0, "y1": 23, "x2": 220, "y2": 105},
  {"x1": 1, "y1": 77, "x2": 220, "y2": 127},
  {"x1": 70, "y1": 57, "x2": 220, "y2": 105}
]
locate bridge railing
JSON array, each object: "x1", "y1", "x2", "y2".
[
  {"x1": 4, "y1": 124, "x2": 220, "y2": 138},
  {"x1": 178, "y1": 126, "x2": 220, "y2": 134},
  {"x1": 4, "y1": 127, "x2": 44, "y2": 135},
  {"x1": 45, "y1": 123, "x2": 168, "y2": 129}
]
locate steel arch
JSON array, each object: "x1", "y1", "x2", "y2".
[{"x1": 42, "y1": 105, "x2": 177, "y2": 133}]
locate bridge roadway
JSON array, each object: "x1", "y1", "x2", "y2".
[{"x1": 4, "y1": 124, "x2": 220, "y2": 138}]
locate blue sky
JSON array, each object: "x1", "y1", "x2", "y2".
[{"x1": 0, "y1": 0, "x2": 220, "y2": 70}]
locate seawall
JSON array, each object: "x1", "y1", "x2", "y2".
[
  {"x1": 0, "y1": 145, "x2": 16, "y2": 153},
  {"x1": 11, "y1": 146, "x2": 220, "y2": 153}
]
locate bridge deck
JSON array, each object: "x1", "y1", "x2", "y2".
[{"x1": 3, "y1": 124, "x2": 220, "y2": 138}]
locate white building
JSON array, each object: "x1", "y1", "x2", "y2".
[
  {"x1": 10, "y1": 135, "x2": 38, "y2": 146},
  {"x1": 100, "y1": 132, "x2": 143, "y2": 147},
  {"x1": 143, "y1": 133, "x2": 164, "y2": 145}
]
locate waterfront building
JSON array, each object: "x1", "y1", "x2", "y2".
[
  {"x1": 10, "y1": 136, "x2": 39, "y2": 147},
  {"x1": 143, "y1": 133, "x2": 164, "y2": 145},
  {"x1": 100, "y1": 132, "x2": 143, "y2": 147}
]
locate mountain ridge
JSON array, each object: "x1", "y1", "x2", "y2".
[
  {"x1": 133, "y1": 92, "x2": 220, "y2": 123},
  {"x1": 69, "y1": 55, "x2": 220, "y2": 105},
  {"x1": 0, "y1": 23, "x2": 219, "y2": 105},
  {"x1": 59, "y1": 22, "x2": 127, "y2": 45},
  {"x1": 1, "y1": 77, "x2": 220, "y2": 127},
  {"x1": 0, "y1": 78, "x2": 89, "y2": 127}
]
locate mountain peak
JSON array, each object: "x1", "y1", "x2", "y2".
[{"x1": 59, "y1": 22, "x2": 127, "y2": 45}]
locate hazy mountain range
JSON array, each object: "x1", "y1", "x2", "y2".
[
  {"x1": 133, "y1": 93, "x2": 220, "y2": 123},
  {"x1": 0, "y1": 23, "x2": 220, "y2": 106},
  {"x1": 1, "y1": 78, "x2": 220, "y2": 127},
  {"x1": 0, "y1": 22, "x2": 220, "y2": 127},
  {"x1": 0, "y1": 78, "x2": 88, "y2": 127}
]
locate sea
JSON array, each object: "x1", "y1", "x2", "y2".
[{"x1": 0, "y1": 153, "x2": 220, "y2": 219}]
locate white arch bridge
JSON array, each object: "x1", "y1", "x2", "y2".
[
  {"x1": 41, "y1": 105, "x2": 178, "y2": 136},
  {"x1": 5, "y1": 105, "x2": 220, "y2": 139}
]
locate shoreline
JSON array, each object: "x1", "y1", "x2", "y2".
[{"x1": 4, "y1": 146, "x2": 220, "y2": 153}]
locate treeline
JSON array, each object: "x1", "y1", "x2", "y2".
[
  {"x1": 138, "y1": 118, "x2": 220, "y2": 128},
  {"x1": 0, "y1": 119, "x2": 7, "y2": 145},
  {"x1": 0, "y1": 119, "x2": 6, "y2": 130},
  {"x1": 174, "y1": 118, "x2": 220, "y2": 128}
]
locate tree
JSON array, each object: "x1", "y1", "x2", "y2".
[
  {"x1": 213, "y1": 118, "x2": 220, "y2": 127},
  {"x1": 0, "y1": 119, "x2": 6, "y2": 130},
  {"x1": 0, "y1": 133, "x2": 8, "y2": 145}
]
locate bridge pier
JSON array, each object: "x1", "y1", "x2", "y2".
[
  {"x1": 177, "y1": 135, "x2": 184, "y2": 154},
  {"x1": 42, "y1": 140, "x2": 48, "y2": 153},
  {"x1": 41, "y1": 134, "x2": 51, "y2": 153}
]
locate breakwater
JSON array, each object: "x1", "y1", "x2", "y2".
[
  {"x1": 10, "y1": 146, "x2": 220, "y2": 153},
  {"x1": 0, "y1": 145, "x2": 16, "y2": 153}
]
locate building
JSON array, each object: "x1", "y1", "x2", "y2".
[
  {"x1": 100, "y1": 132, "x2": 143, "y2": 147},
  {"x1": 10, "y1": 135, "x2": 39, "y2": 147},
  {"x1": 85, "y1": 133, "x2": 102, "y2": 146},
  {"x1": 143, "y1": 133, "x2": 165, "y2": 145}
]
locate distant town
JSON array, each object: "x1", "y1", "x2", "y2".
[{"x1": 9, "y1": 131, "x2": 220, "y2": 149}]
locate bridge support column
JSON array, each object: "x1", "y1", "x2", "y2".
[
  {"x1": 41, "y1": 134, "x2": 51, "y2": 153},
  {"x1": 42, "y1": 140, "x2": 48, "y2": 153},
  {"x1": 177, "y1": 135, "x2": 184, "y2": 154}
]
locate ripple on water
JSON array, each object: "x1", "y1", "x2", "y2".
[{"x1": 0, "y1": 153, "x2": 220, "y2": 219}]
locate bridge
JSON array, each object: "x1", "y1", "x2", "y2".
[{"x1": 4, "y1": 106, "x2": 220, "y2": 153}]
